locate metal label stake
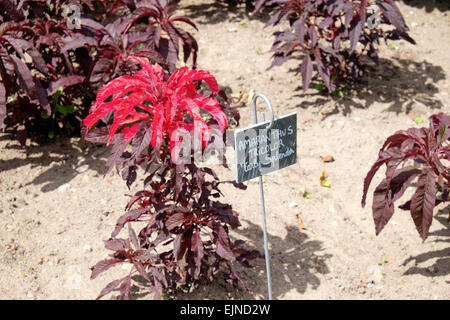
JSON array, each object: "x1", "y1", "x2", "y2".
[
  {"x1": 252, "y1": 93, "x2": 274, "y2": 300},
  {"x1": 233, "y1": 93, "x2": 297, "y2": 300}
]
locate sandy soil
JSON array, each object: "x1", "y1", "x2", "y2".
[{"x1": 0, "y1": 0, "x2": 449, "y2": 300}]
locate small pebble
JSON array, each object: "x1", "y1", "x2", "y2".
[
  {"x1": 329, "y1": 204, "x2": 336, "y2": 214},
  {"x1": 288, "y1": 201, "x2": 298, "y2": 208},
  {"x1": 83, "y1": 244, "x2": 92, "y2": 253},
  {"x1": 58, "y1": 184, "x2": 70, "y2": 193},
  {"x1": 82, "y1": 175, "x2": 91, "y2": 184}
]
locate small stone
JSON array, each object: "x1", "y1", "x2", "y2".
[
  {"x1": 329, "y1": 204, "x2": 336, "y2": 214},
  {"x1": 427, "y1": 265, "x2": 437, "y2": 273},
  {"x1": 228, "y1": 27, "x2": 237, "y2": 32},
  {"x1": 83, "y1": 244, "x2": 92, "y2": 253},
  {"x1": 19, "y1": 273, "x2": 27, "y2": 279},
  {"x1": 82, "y1": 175, "x2": 91, "y2": 184},
  {"x1": 58, "y1": 183, "x2": 70, "y2": 193},
  {"x1": 100, "y1": 199, "x2": 107, "y2": 205},
  {"x1": 36, "y1": 258, "x2": 44, "y2": 265},
  {"x1": 288, "y1": 201, "x2": 298, "y2": 208},
  {"x1": 336, "y1": 120, "x2": 345, "y2": 126},
  {"x1": 366, "y1": 265, "x2": 383, "y2": 286}
]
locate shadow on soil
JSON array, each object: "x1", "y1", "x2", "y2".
[
  {"x1": 0, "y1": 135, "x2": 107, "y2": 192},
  {"x1": 402, "y1": 205, "x2": 450, "y2": 278},
  {"x1": 180, "y1": 0, "x2": 268, "y2": 25},
  {"x1": 402, "y1": 0, "x2": 450, "y2": 12},
  {"x1": 126, "y1": 220, "x2": 331, "y2": 300},
  {"x1": 294, "y1": 57, "x2": 446, "y2": 117}
]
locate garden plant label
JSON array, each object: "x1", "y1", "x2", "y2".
[{"x1": 234, "y1": 112, "x2": 297, "y2": 183}]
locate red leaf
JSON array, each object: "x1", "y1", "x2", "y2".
[{"x1": 83, "y1": 56, "x2": 228, "y2": 160}]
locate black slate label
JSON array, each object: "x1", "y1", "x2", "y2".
[{"x1": 234, "y1": 112, "x2": 297, "y2": 183}]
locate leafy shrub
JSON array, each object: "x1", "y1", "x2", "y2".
[
  {"x1": 362, "y1": 113, "x2": 450, "y2": 241},
  {"x1": 253, "y1": 0, "x2": 415, "y2": 92},
  {"x1": 0, "y1": 0, "x2": 198, "y2": 143},
  {"x1": 84, "y1": 56, "x2": 260, "y2": 300}
]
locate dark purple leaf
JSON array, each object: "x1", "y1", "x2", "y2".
[
  {"x1": 90, "y1": 258, "x2": 124, "y2": 280},
  {"x1": 128, "y1": 224, "x2": 139, "y2": 250},
  {"x1": 166, "y1": 212, "x2": 186, "y2": 231},
  {"x1": 300, "y1": 54, "x2": 313, "y2": 92},
  {"x1": 191, "y1": 228, "x2": 204, "y2": 279},
  {"x1": 111, "y1": 208, "x2": 147, "y2": 238},
  {"x1": 371, "y1": 168, "x2": 421, "y2": 235},
  {"x1": 410, "y1": 170, "x2": 437, "y2": 241},
  {"x1": 96, "y1": 275, "x2": 129, "y2": 300},
  {"x1": 133, "y1": 260, "x2": 150, "y2": 281},
  {"x1": 104, "y1": 238, "x2": 131, "y2": 252},
  {"x1": 119, "y1": 275, "x2": 131, "y2": 300},
  {"x1": 0, "y1": 82, "x2": 5, "y2": 131},
  {"x1": 349, "y1": 15, "x2": 363, "y2": 53},
  {"x1": 83, "y1": 126, "x2": 109, "y2": 144},
  {"x1": 105, "y1": 134, "x2": 127, "y2": 176},
  {"x1": 47, "y1": 76, "x2": 85, "y2": 96}
]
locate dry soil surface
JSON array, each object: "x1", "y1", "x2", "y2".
[{"x1": 0, "y1": 0, "x2": 449, "y2": 300}]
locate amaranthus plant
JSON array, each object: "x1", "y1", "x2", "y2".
[
  {"x1": 83, "y1": 56, "x2": 260, "y2": 299},
  {"x1": 253, "y1": 0, "x2": 415, "y2": 92},
  {"x1": 362, "y1": 113, "x2": 450, "y2": 241},
  {"x1": 0, "y1": 0, "x2": 199, "y2": 144}
]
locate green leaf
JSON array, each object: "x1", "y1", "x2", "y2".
[
  {"x1": 331, "y1": 86, "x2": 344, "y2": 98},
  {"x1": 41, "y1": 111, "x2": 51, "y2": 119},
  {"x1": 53, "y1": 86, "x2": 64, "y2": 105},
  {"x1": 300, "y1": 187, "x2": 311, "y2": 199},
  {"x1": 314, "y1": 83, "x2": 326, "y2": 90},
  {"x1": 48, "y1": 131, "x2": 55, "y2": 139},
  {"x1": 388, "y1": 43, "x2": 397, "y2": 50},
  {"x1": 56, "y1": 104, "x2": 77, "y2": 116},
  {"x1": 414, "y1": 116, "x2": 423, "y2": 124}
]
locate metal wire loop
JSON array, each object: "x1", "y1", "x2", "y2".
[{"x1": 252, "y1": 93, "x2": 275, "y2": 129}]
